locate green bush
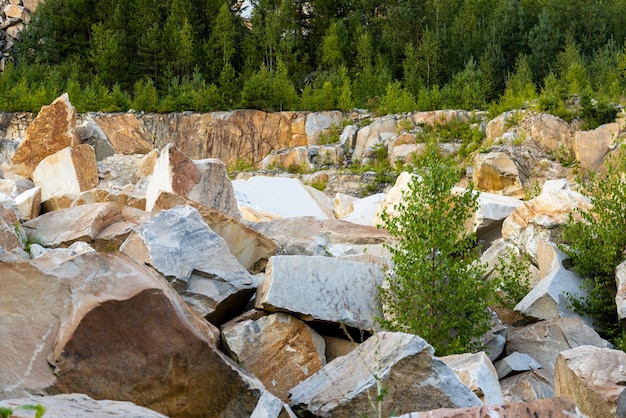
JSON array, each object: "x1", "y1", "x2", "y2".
[
  {"x1": 377, "y1": 144, "x2": 495, "y2": 355},
  {"x1": 560, "y1": 154, "x2": 626, "y2": 347}
]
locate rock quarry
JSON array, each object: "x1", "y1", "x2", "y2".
[{"x1": 1, "y1": 94, "x2": 626, "y2": 417}]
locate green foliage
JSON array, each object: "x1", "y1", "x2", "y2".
[
  {"x1": 491, "y1": 248, "x2": 532, "y2": 309},
  {"x1": 377, "y1": 145, "x2": 495, "y2": 355},
  {"x1": 560, "y1": 155, "x2": 626, "y2": 346},
  {"x1": 3, "y1": 0, "x2": 626, "y2": 113},
  {"x1": 0, "y1": 404, "x2": 46, "y2": 418},
  {"x1": 377, "y1": 82, "x2": 417, "y2": 115},
  {"x1": 578, "y1": 91, "x2": 618, "y2": 130}
]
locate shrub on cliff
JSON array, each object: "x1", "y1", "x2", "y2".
[{"x1": 377, "y1": 144, "x2": 495, "y2": 355}]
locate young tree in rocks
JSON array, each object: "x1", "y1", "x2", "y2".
[
  {"x1": 378, "y1": 145, "x2": 495, "y2": 356},
  {"x1": 560, "y1": 154, "x2": 626, "y2": 348}
]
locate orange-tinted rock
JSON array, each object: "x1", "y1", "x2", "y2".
[
  {"x1": 11, "y1": 94, "x2": 80, "y2": 178},
  {"x1": 95, "y1": 114, "x2": 153, "y2": 155}
]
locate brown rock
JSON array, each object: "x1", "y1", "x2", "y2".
[
  {"x1": 75, "y1": 187, "x2": 146, "y2": 210},
  {"x1": 33, "y1": 144, "x2": 99, "y2": 203},
  {"x1": 398, "y1": 397, "x2": 585, "y2": 418},
  {"x1": 11, "y1": 94, "x2": 80, "y2": 178},
  {"x1": 555, "y1": 345, "x2": 626, "y2": 418},
  {"x1": 473, "y1": 151, "x2": 524, "y2": 197},
  {"x1": 573, "y1": 122, "x2": 620, "y2": 171},
  {"x1": 0, "y1": 252, "x2": 269, "y2": 417},
  {"x1": 0, "y1": 207, "x2": 22, "y2": 251},
  {"x1": 529, "y1": 113, "x2": 573, "y2": 154},
  {"x1": 137, "y1": 110, "x2": 308, "y2": 166},
  {"x1": 222, "y1": 312, "x2": 326, "y2": 402},
  {"x1": 94, "y1": 113, "x2": 153, "y2": 155},
  {"x1": 152, "y1": 191, "x2": 277, "y2": 273},
  {"x1": 145, "y1": 143, "x2": 200, "y2": 211}
]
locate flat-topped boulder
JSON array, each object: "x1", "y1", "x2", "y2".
[
  {"x1": 256, "y1": 255, "x2": 385, "y2": 330},
  {"x1": 233, "y1": 175, "x2": 332, "y2": 219}
]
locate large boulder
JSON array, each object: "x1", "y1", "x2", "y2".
[
  {"x1": 353, "y1": 115, "x2": 398, "y2": 163},
  {"x1": 32, "y1": 144, "x2": 99, "y2": 203},
  {"x1": 250, "y1": 216, "x2": 391, "y2": 257},
  {"x1": 120, "y1": 205, "x2": 256, "y2": 324},
  {"x1": 473, "y1": 151, "x2": 524, "y2": 198},
  {"x1": 10, "y1": 94, "x2": 81, "y2": 178},
  {"x1": 555, "y1": 345, "x2": 626, "y2": 418},
  {"x1": 152, "y1": 191, "x2": 277, "y2": 273},
  {"x1": 222, "y1": 312, "x2": 326, "y2": 402},
  {"x1": 256, "y1": 255, "x2": 385, "y2": 331},
  {"x1": 289, "y1": 332, "x2": 482, "y2": 417},
  {"x1": 92, "y1": 113, "x2": 153, "y2": 155},
  {"x1": 441, "y1": 352, "x2": 503, "y2": 405},
  {"x1": 528, "y1": 113, "x2": 573, "y2": 154},
  {"x1": 0, "y1": 206, "x2": 22, "y2": 252},
  {"x1": 233, "y1": 176, "x2": 332, "y2": 219},
  {"x1": 505, "y1": 317, "x2": 609, "y2": 384},
  {"x1": 305, "y1": 111, "x2": 343, "y2": 145},
  {"x1": 22, "y1": 202, "x2": 148, "y2": 248},
  {"x1": 573, "y1": 122, "x2": 621, "y2": 170},
  {"x1": 499, "y1": 370, "x2": 555, "y2": 403},
  {"x1": 514, "y1": 242, "x2": 589, "y2": 322},
  {"x1": 501, "y1": 189, "x2": 591, "y2": 264},
  {"x1": 145, "y1": 144, "x2": 240, "y2": 219},
  {"x1": 0, "y1": 252, "x2": 272, "y2": 417}
]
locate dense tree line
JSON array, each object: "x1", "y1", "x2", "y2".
[{"x1": 1, "y1": 0, "x2": 625, "y2": 115}]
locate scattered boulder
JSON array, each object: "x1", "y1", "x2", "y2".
[
  {"x1": 495, "y1": 352, "x2": 542, "y2": 379},
  {"x1": 305, "y1": 111, "x2": 343, "y2": 145},
  {"x1": 289, "y1": 332, "x2": 482, "y2": 417},
  {"x1": 396, "y1": 396, "x2": 585, "y2": 418},
  {"x1": 353, "y1": 115, "x2": 398, "y2": 163},
  {"x1": 441, "y1": 351, "x2": 503, "y2": 405},
  {"x1": 145, "y1": 144, "x2": 240, "y2": 219},
  {"x1": 22, "y1": 202, "x2": 147, "y2": 248},
  {"x1": 97, "y1": 151, "x2": 157, "y2": 193},
  {"x1": 499, "y1": 370, "x2": 555, "y2": 403},
  {"x1": 501, "y1": 189, "x2": 591, "y2": 264},
  {"x1": 120, "y1": 205, "x2": 256, "y2": 324},
  {"x1": 0, "y1": 205, "x2": 21, "y2": 251},
  {"x1": 473, "y1": 151, "x2": 524, "y2": 198},
  {"x1": 233, "y1": 175, "x2": 331, "y2": 219},
  {"x1": 332, "y1": 192, "x2": 358, "y2": 218},
  {"x1": 261, "y1": 146, "x2": 313, "y2": 172},
  {"x1": 514, "y1": 242, "x2": 589, "y2": 322},
  {"x1": 573, "y1": 122, "x2": 621, "y2": 170},
  {"x1": 256, "y1": 255, "x2": 385, "y2": 331},
  {"x1": 505, "y1": 317, "x2": 609, "y2": 383},
  {"x1": 74, "y1": 187, "x2": 146, "y2": 210},
  {"x1": 14, "y1": 185, "x2": 40, "y2": 220},
  {"x1": 222, "y1": 312, "x2": 326, "y2": 402},
  {"x1": 555, "y1": 345, "x2": 626, "y2": 418},
  {"x1": 343, "y1": 192, "x2": 386, "y2": 226},
  {"x1": 529, "y1": 113, "x2": 573, "y2": 154},
  {"x1": 10, "y1": 94, "x2": 80, "y2": 178},
  {"x1": 152, "y1": 191, "x2": 277, "y2": 273},
  {"x1": 0, "y1": 251, "x2": 275, "y2": 417},
  {"x1": 0, "y1": 394, "x2": 167, "y2": 418},
  {"x1": 33, "y1": 144, "x2": 99, "y2": 203}
]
